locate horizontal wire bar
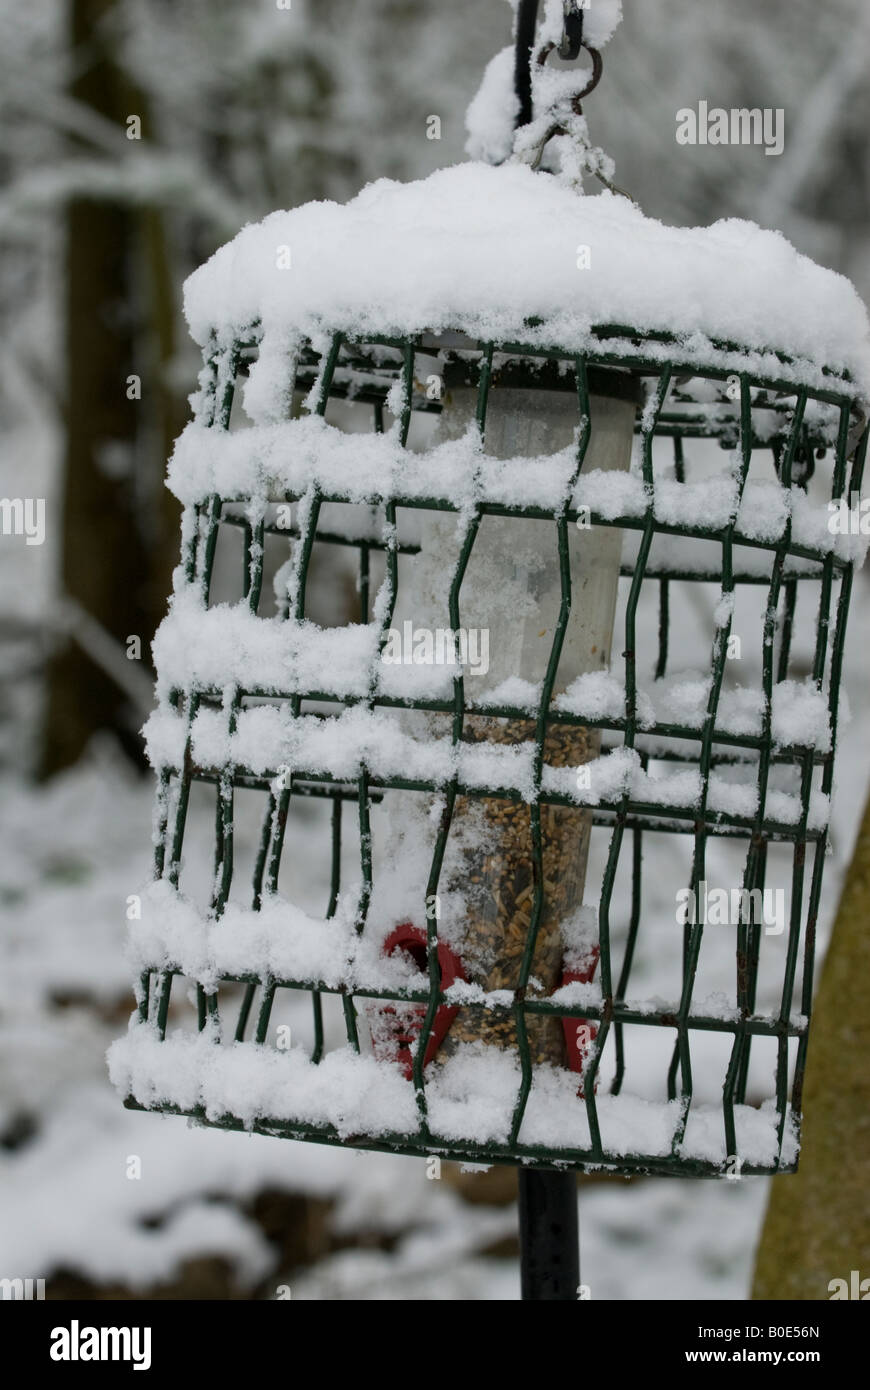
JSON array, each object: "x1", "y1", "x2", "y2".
[{"x1": 121, "y1": 1098, "x2": 797, "y2": 1178}]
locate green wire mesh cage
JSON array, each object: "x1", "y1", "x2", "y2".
[{"x1": 113, "y1": 314, "x2": 868, "y2": 1179}]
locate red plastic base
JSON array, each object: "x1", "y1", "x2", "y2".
[
  {"x1": 373, "y1": 923, "x2": 466, "y2": 1079},
  {"x1": 373, "y1": 926, "x2": 600, "y2": 1090},
  {"x1": 560, "y1": 946, "x2": 600, "y2": 1096}
]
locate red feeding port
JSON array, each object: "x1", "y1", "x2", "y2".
[
  {"x1": 561, "y1": 945, "x2": 600, "y2": 1096},
  {"x1": 372, "y1": 923, "x2": 466, "y2": 1079}
]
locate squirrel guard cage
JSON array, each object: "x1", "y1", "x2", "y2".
[{"x1": 112, "y1": 6, "x2": 870, "y2": 1210}]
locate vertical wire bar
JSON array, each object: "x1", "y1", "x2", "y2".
[
  {"x1": 809, "y1": 411, "x2": 850, "y2": 690},
  {"x1": 199, "y1": 685, "x2": 241, "y2": 1035},
  {"x1": 655, "y1": 579, "x2": 670, "y2": 680},
  {"x1": 160, "y1": 339, "x2": 235, "y2": 888},
  {"x1": 312, "y1": 795, "x2": 342, "y2": 1064},
  {"x1": 152, "y1": 348, "x2": 239, "y2": 1033},
  {"x1": 289, "y1": 334, "x2": 342, "y2": 624},
  {"x1": 774, "y1": 412, "x2": 853, "y2": 1095},
  {"x1": 670, "y1": 373, "x2": 752, "y2": 1154},
  {"x1": 413, "y1": 342, "x2": 493, "y2": 1132},
  {"x1": 182, "y1": 498, "x2": 204, "y2": 586},
  {"x1": 365, "y1": 402, "x2": 384, "y2": 622},
  {"x1": 359, "y1": 544, "x2": 370, "y2": 622},
  {"x1": 254, "y1": 984, "x2": 277, "y2": 1046},
  {"x1": 673, "y1": 435, "x2": 686, "y2": 484},
  {"x1": 242, "y1": 519, "x2": 252, "y2": 601},
  {"x1": 153, "y1": 969, "x2": 173, "y2": 1040},
  {"x1": 722, "y1": 408, "x2": 792, "y2": 1127},
  {"x1": 212, "y1": 688, "x2": 241, "y2": 918},
  {"x1": 720, "y1": 388, "x2": 807, "y2": 1159},
  {"x1": 776, "y1": 581, "x2": 798, "y2": 684},
  {"x1": 153, "y1": 771, "x2": 172, "y2": 880},
  {"x1": 235, "y1": 783, "x2": 278, "y2": 1041},
  {"x1": 261, "y1": 336, "x2": 344, "y2": 1044},
  {"x1": 611, "y1": 794, "x2": 644, "y2": 1096},
  {"x1": 249, "y1": 786, "x2": 291, "y2": 1048},
  {"x1": 772, "y1": 828, "x2": 810, "y2": 1161},
  {"x1": 596, "y1": 370, "x2": 669, "y2": 1136},
  {"x1": 509, "y1": 510, "x2": 573, "y2": 1147},
  {"x1": 767, "y1": 424, "x2": 839, "y2": 1154},
  {"x1": 234, "y1": 982, "x2": 257, "y2": 1044},
  {"x1": 291, "y1": 484, "x2": 323, "y2": 624},
  {"x1": 249, "y1": 790, "x2": 342, "y2": 1055},
  {"x1": 244, "y1": 479, "x2": 298, "y2": 1041},
  {"x1": 654, "y1": 430, "x2": 682, "y2": 681},
  {"x1": 346, "y1": 343, "x2": 417, "y2": 1053},
  {"x1": 137, "y1": 970, "x2": 150, "y2": 1024},
  {"x1": 153, "y1": 683, "x2": 187, "y2": 876},
  {"x1": 200, "y1": 494, "x2": 223, "y2": 608},
  {"x1": 354, "y1": 769, "x2": 373, "y2": 938},
  {"x1": 510, "y1": 356, "x2": 593, "y2": 1148},
  {"x1": 734, "y1": 837, "x2": 766, "y2": 1104},
  {"x1": 237, "y1": 336, "x2": 343, "y2": 1051},
  {"x1": 166, "y1": 695, "x2": 201, "y2": 888},
  {"x1": 247, "y1": 517, "x2": 265, "y2": 615},
  {"x1": 164, "y1": 497, "x2": 223, "y2": 889},
  {"x1": 793, "y1": 418, "x2": 867, "y2": 1113}
]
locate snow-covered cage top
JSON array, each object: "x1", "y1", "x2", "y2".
[
  {"x1": 181, "y1": 163, "x2": 870, "y2": 413},
  {"x1": 111, "y1": 150, "x2": 870, "y2": 1178}
]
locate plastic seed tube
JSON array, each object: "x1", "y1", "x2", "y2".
[{"x1": 415, "y1": 373, "x2": 636, "y2": 1066}]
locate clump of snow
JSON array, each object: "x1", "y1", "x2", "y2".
[
  {"x1": 470, "y1": 675, "x2": 540, "y2": 711},
  {"x1": 153, "y1": 589, "x2": 384, "y2": 702},
  {"x1": 555, "y1": 669, "x2": 632, "y2": 722},
  {"x1": 538, "y1": 0, "x2": 623, "y2": 52},
  {"x1": 575, "y1": 467, "x2": 648, "y2": 521},
  {"x1": 553, "y1": 669, "x2": 831, "y2": 751},
  {"x1": 736, "y1": 481, "x2": 791, "y2": 542},
  {"x1": 560, "y1": 904, "x2": 600, "y2": 974},
  {"x1": 714, "y1": 592, "x2": 735, "y2": 628},
  {"x1": 654, "y1": 473, "x2": 738, "y2": 530},
  {"x1": 465, "y1": 46, "x2": 518, "y2": 164},
  {"x1": 182, "y1": 163, "x2": 870, "y2": 414},
  {"x1": 771, "y1": 680, "x2": 831, "y2": 753},
  {"x1": 581, "y1": 0, "x2": 623, "y2": 49}
]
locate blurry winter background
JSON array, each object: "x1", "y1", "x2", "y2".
[{"x1": 1, "y1": 0, "x2": 869, "y2": 1299}]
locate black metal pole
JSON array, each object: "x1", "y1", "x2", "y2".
[
  {"x1": 518, "y1": 1168, "x2": 579, "y2": 1300},
  {"x1": 513, "y1": 5, "x2": 580, "y2": 1305},
  {"x1": 513, "y1": 0, "x2": 539, "y2": 129}
]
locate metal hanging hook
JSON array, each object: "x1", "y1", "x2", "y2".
[
  {"x1": 511, "y1": 0, "x2": 629, "y2": 198},
  {"x1": 537, "y1": 38, "x2": 603, "y2": 115},
  {"x1": 515, "y1": 0, "x2": 603, "y2": 129}
]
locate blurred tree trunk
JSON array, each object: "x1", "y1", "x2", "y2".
[
  {"x1": 39, "y1": 0, "x2": 180, "y2": 777},
  {"x1": 751, "y1": 792, "x2": 870, "y2": 1299}
]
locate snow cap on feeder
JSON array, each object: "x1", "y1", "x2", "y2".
[{"x1": 182, "y1": 0, "x2": 870, "y2": 407}]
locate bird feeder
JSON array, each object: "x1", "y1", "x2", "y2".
[{"x1": 112, "y1": 0, "x2": 870, "y2": 1300}]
